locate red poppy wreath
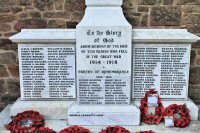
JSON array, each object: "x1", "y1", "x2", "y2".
[
  {"x1": 100, "y1": 126, "x2": 130, "y2": 133},
  {"x1": 32, "y1": 127, "x2": 57, "y2": 133},
  {"x1": 136, "y1": 130, "x2": 156, "y2": 133},
  {"x1": 164, "y1": 104, "x2": 191, "y2": 128},
  {"x1": 7, "y1": 110, "x2": 45, "y2": 133},
  {"x1": 59, "y1": 125, "x2": 91, "y2": 133},
  {"x1": 140, "y1": 89, "x2": 164, "y2": 125}
]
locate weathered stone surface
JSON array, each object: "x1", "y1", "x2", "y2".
[
  {"x1": 18, "y1": 12, "x2": 28, "y2": 19},
  {"x1": 66, "y1": 21, "x2": 78, "y2": 28},
  {"x1": 195, "y1": 56, "x2": 200, "y2": 66},
  {"x1": 138, "y1": 6, "x2": 149, "y2": 12},
  {"x1": 123, "y1": 0, "x2": 137, "y2": 9},
  {"x1": 124, "y1": 9, "x2": 142, "y2": 27},
  {"x1": 7, "y1": 64, "x2": 19, "y2": 77},
  {"x1": 0, "y1": 23, "x2": 11, "y2": 32},
  {"x1": 11, "y1": 5, "x2": 23, "y2": 13},
  {"x1": 33, "y1": 0, "x2": 54, "y2": 11},
  {"x1": 150, "y1": 6, "x2": 182, "y2": 26},
  {"x1": 17, "y1": 0, "x2": 32, "y2": 6},
  {"x1": 0, "y1": 93, "x2": 20, "y2": 103},
  {"x1": 0, "y1": 39, "x2": 13, "y2": 50},
  {"x1": 139, "y1": 0, "x2": 161, "y2": 5},
  {"x1": 183, "y1": 5, "x2": 200, "y2": 13},
  {"x1": 0, "y1": 52, "x2": 16, "y2": 64},
  {"x1": 0, "y1": 65, "x2": 9, "y2": 77},
  {"x1": 162, "y1": 0, "x2": 174, "y2": 5},
  {"x1": 0, "y1": 102, "x2": 6, "y2": 112},
  {"x1": 6, "y1": 79, "x2": 20, "y2": 94},
  {"x1": 192, "y1": 40, "x2": 200, "y2": 48},
  {"x1": 70, "y1": 12, "x2": 84, "y2": 22},
  {"x1": 0, "y1": 0, "x2": 15, "y2": 5},
  {"x1": 190, "y1": 67, "x2": 200, "y2": 84},
  {"x1": 182, "y1": 14, "x2": 200, "y2": 25},
  {"x1": 24, "y1": 6, "x2": 35, "y2": 11},
  {"x1": 48, "y1": 19, "x2": 66, "y2": 28},
  {"x1": 29, "y1": 11, "x2": 41, "y2": 18},
  {"x1": 174, "y1": 0, "x2": 200, "y2": 5},
  {"x1": 0, "y1": 14, "x2": 16, "y2": 23},
  {"x1": 189, "y1": 85, "x2": 200, "y2": 104},
  {"x1": 187, "y1": 24, "x2": 200, "y2": 34},
  {"x1": 0, "y1": 80, "x2": 5, "y2": 93},
  {"x1": 191, "y1": 50, "x2": 196, "y2": 65},
  {"x1": 140, "y1": 14, "x2": 148, "y2": 27},
  {"x1": 65, "y1": 0, "x2": 85, "y2": 12},
  {"x1": 0, "y1": 7, "x2": 10, "y2": 13},
  {"x1": 14, "y1": 19, "x2": 47, "y2": 31},
  {"x1": 43, "y1": 11, "x2": 70, "y2": 19},
  {"x1": 3, "y1": 32, "x2": 18, "y2": 38},
  {"x1": 54, "y1": 0, "x2": 64, "y2": 10}
]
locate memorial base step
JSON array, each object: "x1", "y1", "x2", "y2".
[
  {"x1": 1, "y1": 105, "x2": 200, "y2": 133},
  {"x1": 134, "y1": 98, "x2": 199, "y2": 120},
  {"x1": 10, "y1": 98, "x2": 75, "y2": 120},
  {"x1": 67, "y1": 103, "x2": 141, "y2": 126}
]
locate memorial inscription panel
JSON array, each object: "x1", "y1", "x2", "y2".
[
  {"x1": 77, "y1": 27, "x2": 132, "y2": 104},
  {"x1": 133, "y1": 44, "x2": 190, "y2": 99},
  {"x1": 19, "y1": 45, "x2": 76, "y2": 100}
]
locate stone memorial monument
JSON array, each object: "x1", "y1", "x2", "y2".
[
  {"x1": 0, "y1": 0, "x2": 199, "y2": 132},
  {"x1": 67, "y1": 0, "x2": 140, "y2": 126}
]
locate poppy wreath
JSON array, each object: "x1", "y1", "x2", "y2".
[
  {"x1": 7, "y1": 110, "x2": 45, "y2": 133},
  {"x1": 100, "y1": 126, "x2": 130, "y2": 133},
  {"x1": 164, "y1": 104, "x2": 191, "y2": 128},
  {"x1": 59, "y1": 125, "x2": 91, "y2": 133},
  {"x1": 32, "y1": 127, "x2": 57, "y2": 133},
  {"x1": 140, "y1": 89, "x2": 164, "y2": 125},
  {"x1": 24, "y1": 127, "x2": 57, "y2": 133},
  {"x1": 136, "y1": 130, "x2": 155, "y2": 133}
]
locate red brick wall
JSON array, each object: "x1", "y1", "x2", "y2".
[{"x1": 0, "y1": 0, "x2": 200, "y2": 111}]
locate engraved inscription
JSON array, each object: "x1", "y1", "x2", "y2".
[
  {"x1": 77, "y1": 27, "x2": 132, "y2": 104},
  {"x1": 19, "y1": 46, "x2": 76, "y2": 99},
  {"x1": 133, "y1": 46, "x2": 189, "y2": 99}
]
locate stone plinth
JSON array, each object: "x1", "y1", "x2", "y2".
[
  {"x1": 68, "y1": 103, "x2": 140, "y2": 126},
  {"x1": 10, "y1": 98, "x2": 75, "y2": 120},
  {"x1": 1, "y1": 105, "x2": 200, "y2": 133}
]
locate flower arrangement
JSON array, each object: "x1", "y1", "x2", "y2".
[
  {"x1": 7, "y1": 110, "x2": 45, "y2": 132},
  {"x1": 164, "y1": 104, "x2": 191, "y2": 128},
  {"x1": 140, "y1": 89, "x2": 164, "y2": 125},
  {"x1": 100, "y1": 126, "x2": 130, "y2": 133},
  {"x1": 59, "y1": 125, "x2": 91, "y2": 133}
]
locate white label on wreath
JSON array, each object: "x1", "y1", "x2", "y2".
[
  {"x1": 148, "y1": 96, "x2": 158, "y2": 107},
  {"x1": 165, "y1": 116, "x2": 174, "y2": 127},
  {"x1": 148, "y1": 106, "x2": 156, "y2": 115}
]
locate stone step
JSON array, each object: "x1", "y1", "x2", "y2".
[
  {"x1": 1, "y1": 105, "x2": 200, "y2": 133},
  {"x1": 10, "y1": 98, "x2": 75, "y2": 120},
  {"x1": 68, "y1": 103, "x2": 140, "y2": 126}
]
